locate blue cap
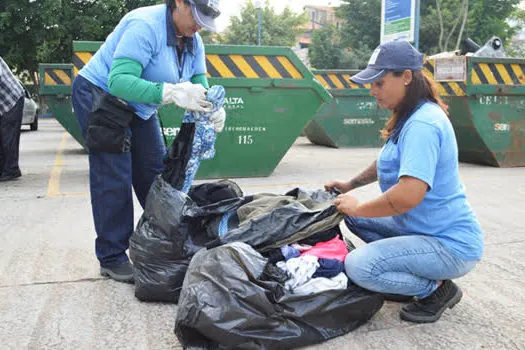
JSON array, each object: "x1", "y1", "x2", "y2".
[
  {"x1": 189, "y1": 0, "x2": 221, "y2": 32},
  {"x1": 351, "y1": 41, "x2": 424, "y2": 84}
]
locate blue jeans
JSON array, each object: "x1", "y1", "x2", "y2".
[
  {"x1": 0, "y1": 96, "x2": 24, "y2": 176},
  {"x1": 72, "y1": 75, "x2": 165, "y2": 267},
  {"x1": 344, "y1": 216, "x2": 478, "y2": 299}
]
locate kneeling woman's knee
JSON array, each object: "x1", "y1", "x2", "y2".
[{"x1": 344, "y1": 247, "x2": 379, "y2": 290}]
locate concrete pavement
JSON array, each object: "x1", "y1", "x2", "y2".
[{"x1": 1, "y1": 119, "x2": 524, "y2": 349}]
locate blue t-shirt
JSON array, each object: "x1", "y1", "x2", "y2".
[
  {"x1": 377, "y1": 102, "x2": 483, "y2": 261},
  {"x1": 79, "y1": 4, "x2": 207, "y2": 119}
]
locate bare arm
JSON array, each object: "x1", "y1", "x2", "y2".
[
  {"x1": 325, "y1": 160, "x2": 378, "y2": 194},
  {"x1": 335, "y1": 176, "x2": 428, "y2": 217},
  {"x1": 348, "y1": 160, "x2": 378, "y2": 190}
]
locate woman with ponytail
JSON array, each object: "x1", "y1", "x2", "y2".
[{"x1": 325, "y1": 41, "x2": 483, "y2": 324}]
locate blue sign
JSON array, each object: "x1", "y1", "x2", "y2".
[
  {"x1": 385, "y1": 0, "x2": 411, "y2": 22},
  {"x1": 381, "y1": 0, "x2": 418, "y2": 44}
]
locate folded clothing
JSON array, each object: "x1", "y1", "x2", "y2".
[
  {"x1": 277, "y1": 255, "x2": 319, "y2": 291},
  {"x1": 313, "y1": 259, "x2": 345, "y2": 278},
  {"x1": 300, "y1": 236, "x2": 349, "y2": 262}
]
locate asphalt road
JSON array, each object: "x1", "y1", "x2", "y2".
[{"x1": 1, "y1": 119, "x2": 524, "y2": 349}]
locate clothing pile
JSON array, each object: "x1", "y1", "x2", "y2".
[{"x1": 272, "y1": 236, "x2": 349, "y2": 295}]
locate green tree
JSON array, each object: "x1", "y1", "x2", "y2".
[
  {"x1": 337, "y1": 0, "x2": 381, "y2": 50},
  {"x1": 0, "y1": 0, "x2": 59, "y2": 83},
  {"x1": 467, "y1": 0, "x2": 521, "y2": 45},
  {"x1": 507, "y1": 6, "x2": 525, "y2": 57},
  {"x1": 0, "y1": 0, "x2": 156, "y2": 88},
  {"x1": 327, "y1": 0, "x2": 523, "y2": 69},
  {"x1": 420, "y1": 0, "x2": 520, "y2": 53},
  {"x1": 339, "y1": 42, "x2": 374, "y2": 69},
  {"x1": 308, "y1": 26, "x2": 371, "y2": 69},
  {"x1": 419, "y1": 0, "x2": 469, "y2": 54},
  {"x1": 309, "y1": 26, "x2": 342, "y2": 69},
  {"x1": 334, "y1": 0, "x2": 381, "y2": 69},
  {"x1": 221, "y1": 1, "x2": 307, "y2": 46}
]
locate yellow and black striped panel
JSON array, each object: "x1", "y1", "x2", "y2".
[
  {"x1": 44, "y1": 68, "x2": 73, "y2": 86},
  {"x1": 423, "y1": 61, "x2": 467, "y2": 96},
  {"x1": 205, "y1": 54, "x2": 303, "y2": 79},
  {"x1": 73, "y1": 51, "x2": 94, "y2": 76},
  {"x1": 471, "y1": 62, "x2": 525, "y2": 85},
  {"x1": 314, "y1": 73, "x2": 371, "y2": 90},
  {"x1": 73, "y1": 51, "x2": 304, "y2": 80}
]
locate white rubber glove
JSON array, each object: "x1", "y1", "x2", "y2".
[
  {"x1": 161, "y1": 82, "x2": 212, "y2": 113},
  {"x1": 210, "y1": 107, "x2": 226, "y2": 133}
]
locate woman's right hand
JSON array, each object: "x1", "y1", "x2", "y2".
[
  {"x1": 161, "y1": 82, "x2": 212, "y2": 113},
  {"x1": 324, "y1": 180, "x2": 352, "y2": 194}
]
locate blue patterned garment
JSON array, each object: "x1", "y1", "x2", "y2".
[
  {"x1": 218, "y1": 209, "x2": 235, "y2": 237},
  {"x1": 181, "y1": 85, "x2": 225, "y2": 193}
]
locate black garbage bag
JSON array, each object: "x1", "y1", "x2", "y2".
[
  {"x1": 129, "y1": 178, "x2": 245, "y2": 303},
  {"x1": 175, "y1": 242, "x2": 384, "y2": 349},
  {"x1": 162, "y1": 122, "x2": 195, "y2": 190},
  {"x1": 208, "y1": 188, "x2": 344, "y2": 252},
  {"x1": 130, "y1": 121, "x2": 245, "y2": 303}
]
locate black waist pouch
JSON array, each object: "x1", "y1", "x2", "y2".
[{"x1": 85, "y1": 86, "x2": 136, "y2": 153}]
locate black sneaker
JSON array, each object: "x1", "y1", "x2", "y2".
[
  {"x1": 100, "y1": 262, "x2": 134, "y2": 284},
  {"x1": 400, "y1": 280, "x2": 462, "y2": 323}
]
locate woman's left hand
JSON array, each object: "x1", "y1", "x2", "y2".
[{"x1": 334, "y1": 193, "x2": 359, "y2": 216}]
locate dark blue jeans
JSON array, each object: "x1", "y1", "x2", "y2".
[
  {"x1": 344, "y1": 216, "x2": 477, "y2": 299},
  {"x1": 72, "y1": 75, "x2": 165, "y2": 267},
  {"x1": 0, "y1": 96, "x2": 24, "y2": 176}
]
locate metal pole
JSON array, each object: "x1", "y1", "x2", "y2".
[
  {"x1": 414, "y1": 0, "x2": 421, "y2": 49},
  {"x1": 258, "y1": 7, "x2": 262, "y2": 46}
]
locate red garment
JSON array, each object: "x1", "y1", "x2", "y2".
[{"x1": 300, "y1": 236, "x2": 348, "y2": 262}]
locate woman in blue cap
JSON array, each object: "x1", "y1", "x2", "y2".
[
  {"x1": 325, "y1": 40, "x2": 483, "y2": 323},
  {"x1": 72, "y1": 0, "x2": 223, "y2": 283}
]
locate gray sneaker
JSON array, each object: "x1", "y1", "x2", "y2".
[{"x1": 100, "y1": 262, "x2": 134, "y2": 283}]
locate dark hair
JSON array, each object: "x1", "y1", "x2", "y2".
[
  {"x1": 380, "y1": 70, "x2": 449, "y2": 140},
  {"x1": 166, "y1": 0, "x2": 190, "y2": 10}
]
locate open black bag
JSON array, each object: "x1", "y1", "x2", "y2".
[
  {"x1": 175, "y1": 242, "x2": 384, "y2": 349},
  {"x1": 130, "y1": 122, "x2": 245, "y2": 302}
]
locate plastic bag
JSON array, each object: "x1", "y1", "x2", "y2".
[{"x1": 175, "y1": 242, "x2": 384, "y2": 349}]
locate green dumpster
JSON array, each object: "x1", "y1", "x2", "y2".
[
  {"x1": 304, "y1": 70, "x2": 389, "y2": 148},
  {"x1": 39, "y1": 63, "x2": 85, "y2": 148},
  {"x1": 43, "y1": 41, "x2": 331, "y2": 178},
  {"x1": 425, "y1": 56, "x2": 525, "y2": 167},
  {"x1": 158, "y1": 45, "x2": 331, "y2": 178}
]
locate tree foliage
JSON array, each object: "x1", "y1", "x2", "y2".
[
  {"x1": 308, "y1": 26, "x2": 372, "y2": 69},
  {"x1": 220, "y1": 1, "x2": 307, "y2": 46},
  {"x1": 0, "y1": 0, "x2": 157, "y2": 86},
  {"x1": 311, "y1": 0, "x2": 523, "y2": 69},
  {"x1": 309, "y1": 26, "x2": 342, "y2": 69},
  {"x1": 420, "y1": 0, "x2": 520, "y2": 53},
  {"x1": 508, "y1": 6, "x2": 525, "y2": 57},
  {"x1": 337, "y1": 0, "x2": 381, "y2": 50}
]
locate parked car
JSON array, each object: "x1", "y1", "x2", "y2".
[{"x1": 20, "y1": 82, "x2": 39, "y2": 131}]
